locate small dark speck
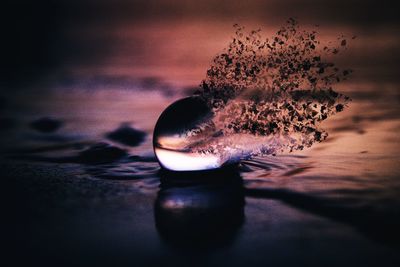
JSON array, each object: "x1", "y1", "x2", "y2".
[
  {"x1": 106, "y1": 124, "x2": 146, "y2": 147},
  {"x1": 78, "y1": 143, "x2": 127, "y2": 164},
  {"x1": 360, "y1": 151, "x2": 368, "y2": 154},
  {"x1": 335, "y1": 104, "x2": 344, "y2": 112},
  {"x1": 30, "y1": 117, "x2": 63, "y2": 133},
  {"x1": 357, "y1": 129, "x2": 366, "y2": 135}
]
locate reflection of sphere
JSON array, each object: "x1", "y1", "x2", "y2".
[
  {"x1": 154, "y1": 168, "x2": 244, "y2": 249},
  {"x1": 153, "y1": 97, "x2": 221, "y2": 171}
]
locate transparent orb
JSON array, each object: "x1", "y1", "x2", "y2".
[{"x1": 153, "y1": 96, "x2": 223, "y2": 171}]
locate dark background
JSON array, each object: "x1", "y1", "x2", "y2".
[{"x1": 2, "y1": 0, "x2": 400, "y2": 92}]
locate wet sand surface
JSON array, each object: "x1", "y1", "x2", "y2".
[{"x1": 3, "y1": 85, "x2": 400, "y2": 266}]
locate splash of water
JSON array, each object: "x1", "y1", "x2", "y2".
[
  {"x1": 154, "y1": 19, "x2": 352, "y2": 170},
  {"x1": 196, "y1": 19, "x2": 351, "y2": 155}
]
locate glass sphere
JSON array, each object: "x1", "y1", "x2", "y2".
[{"x1": 153, "y1": 96, "x2": 223, "y2": 171}]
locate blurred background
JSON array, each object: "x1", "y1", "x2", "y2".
[{"x1": 2, "y1": 0, "x2": 399, "y2": 92}]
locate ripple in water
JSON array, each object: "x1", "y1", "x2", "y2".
[{"x1": 154, "y1": 19, "x2": 353, "y2": 171}]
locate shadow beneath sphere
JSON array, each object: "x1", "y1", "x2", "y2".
[{"x1": 154, "y1": 166, "x2": 245, "y2": 251}]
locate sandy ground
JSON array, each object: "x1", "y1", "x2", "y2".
[{"x1": 6, "y1": 158, "x2": 400, "y2": 267}]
